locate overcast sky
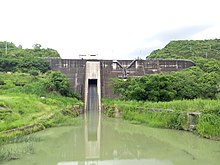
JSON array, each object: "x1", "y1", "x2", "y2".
[{"x1": 1, "y1": 0, "x2": 220, "y2": 59}]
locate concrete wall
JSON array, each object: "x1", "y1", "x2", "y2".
[
  {"x1": 48, "y1": 59, "x2": 195, "y2": 99},
  {"x1": 84, "y1": 61, "x2": 101, "y2": 111},
  {"x1": 48, "y1": 59, "x2": 86, "y2": 99}
]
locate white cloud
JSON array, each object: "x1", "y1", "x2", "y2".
[{"x1": 1, "y1": 0, "x2": 220, "y2": 59}]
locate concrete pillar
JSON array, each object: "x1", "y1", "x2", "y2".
[{"x1": 84, "y1": 61, "x2": 101, "y2": 111}]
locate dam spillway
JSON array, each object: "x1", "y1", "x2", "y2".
[
  {"x1": 87, "y1": 79, "x2": 98, "y2": 111},
  {"x1": 84, "y1": 61, "x2": 101, "y2": 111}
]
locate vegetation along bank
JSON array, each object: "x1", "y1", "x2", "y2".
[
  {"x1": 0, "y1": 42, "x2": 82, "y2": 161},
  {"x1": 104, "y1": 39, "x2": 220, "y2": 141},
  {"x1": 1, "y1": 39, "x2": 220, "y2": 160}
]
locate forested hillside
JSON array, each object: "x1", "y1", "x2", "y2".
[
  {"x1": 112, "y1": 39, "x2": 220, "y2": 101},
  {"x1": 0, "y1": 41, "x2": 60, "y2": 74},
  {"x1": 0, "y1": 42, "x2": 60, "y2": 58},
  {"x1": 148, "y1": 39, "x2": 220, "y2": 60}
]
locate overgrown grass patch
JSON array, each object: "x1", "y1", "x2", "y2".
[
  {"x1": 0, "y1": 93, "x2": 82, "y2": 139},
  {"x1": 103, "y1": 98, "x2": 220, "y2": 140},
  {"x1": 0, "y1": 134, "x2": 40, "y2": 162},
  {"x1": 197, "y1": 114, "x2": 220, "y2": 140},
  {"x1": 0, "y1": 93, "x2": 82, "y2": 161}
]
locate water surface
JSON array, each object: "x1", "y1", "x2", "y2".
[{"x1": 2, "y1": 111, "x2": 220, "y2": 165}]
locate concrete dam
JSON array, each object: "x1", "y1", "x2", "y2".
[{"x1": 48, "y1": 58, "x2": 195, "y2": 111}]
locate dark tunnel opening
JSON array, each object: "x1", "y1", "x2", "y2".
[{"x1": 87, "y1": 79, "x2": 98, "y2": 111}]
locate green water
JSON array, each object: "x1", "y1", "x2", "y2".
[{"x1": 1, "y1": 111, "x2": 220, "y2": 165}]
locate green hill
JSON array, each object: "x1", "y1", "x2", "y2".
[
  {"x1": 112, "y1": 39, "x2": 220, "y2": 102},
  {"x1": 0, "y1": 42, "x2": 60, "y2": 58},
  {"x1": 0, "y1": 41, "x2": 61, "y2": 74},
  {"x1": 0, "y1": 42, "x2": 81, "y2": 150},
  {"x1": 148, "y1": 39, "x2": 220, "y2": 60}
]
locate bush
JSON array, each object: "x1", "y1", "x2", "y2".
[
  {"x1": 44, "y1": 71, "x2": 75, "y2": 97},
  {"x1": 197, "y1": 114, "x2": 220, "y2": 139}
]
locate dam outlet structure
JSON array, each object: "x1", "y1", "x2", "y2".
[
  {"x1": 84, "y1": 61, "x2": 101, "y2": 111},
  {"x1": 48, "y1": 58, "x2": 195, "y2": 111}
]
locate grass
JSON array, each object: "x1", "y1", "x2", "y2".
[
  {"x1": 0, "y1": 93, "x2": 82, "y2": 162},
  {"x1": 0, "y1": 134, "x2": 41, "y2": 161},
  {"x1": 0, "y1": 72, "x2": 83, "y2": 135},
  {"x1": 0, "y1": 93, "x2": 82, "y2": 135},
  {"x1": 0, "y1": 72, "x2": 83, "y2": 162},
  {"x1": 102, "y1": 98, "x2": 220, "y2": 140}
]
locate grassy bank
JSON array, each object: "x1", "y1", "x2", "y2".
[
  {"x1": 0, "y1": 93, "x2": 82, "y2": 162},
  {"x1": 0, "y1": 93, "x2": 82, "y2": 140},
  {"x1": 0, "y1": 72, "x2": 83, "y2": 162},
  {"x1": 103, "y1": 99, "x2": 220, "y2": 140},
  {"x1": 0, "y1": 72, "x2": 83, "y2": 135}
]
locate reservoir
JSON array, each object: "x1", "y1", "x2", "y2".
[{"x1": 1, "y1": 110, "x2": 220, "y2": 165}]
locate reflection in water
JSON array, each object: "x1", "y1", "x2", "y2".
[
  {"x1": 2, "y1": 109, "x2": 220, "y2": 165},
  {"x1": 57, "y1": 110, "x2": 101, "y2": 165},
  {"x1": 58, "y1": 159, "x2": 173, "y2": 165},
  {"x1": 58, "y1": 111, "x2": 174, "y2": 165},
  {"x1": 84, "y1": 110, "x2": 101, "y2": 160}
]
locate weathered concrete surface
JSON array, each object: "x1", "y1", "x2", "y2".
[
  {"x1": 48, "y1": 59, "x2": 195, "y2": 99},
  {"x1": 84, "y1": 61, "x2": 101, "y2": 111},
  {"x1": 48, "y1": 59, "x2": 86, "y2": 98}
]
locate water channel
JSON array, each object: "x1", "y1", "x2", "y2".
[{"x1": 1, "y1": 110, "x2": 220, "y2": 165}]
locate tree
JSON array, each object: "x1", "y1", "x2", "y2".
[
  {"x1": 0, "y1": 58, "x2": 19, "y2": 72},
  {"x1": 112, "y1": 74, "x2": 176, "y2": 102},
  {"x1": 32, "y1": 43, "x2": 42, "y2": 49},
  {"x1": 198, "y1": 72, "x2": 220, "y2": 99},
  {"x1": 17, "y1": 56, "x2": 50, "y2": 73},
  {"x1": 44, "y1": 71, "x2": 72, "y2": 96}
]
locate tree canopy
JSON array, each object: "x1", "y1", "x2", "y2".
[
  {"x1": 148, "y1": 39, "x2": 220, "y2": 61},
  {"x1": 112, "y1": 39, "x2": 220, "y2": 101},
  {"x1": 0, "y1": 41, "x2": 60, "y2": 74},
  {"x1": 0, "y1": 41, "x2": 60, "y2": 58}
]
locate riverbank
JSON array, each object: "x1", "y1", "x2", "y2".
[
  {"x1": 0, "y1": 71, "x2": 83, "y2": 140},
  {"x1": 0, "y1": 93, "x2": 82, "y2": 139},
  {"x1": 102, "y1": 99, "x2": 220, "y2": 140},
  {"x1": 0, "y1": 93, "x2": 82, "y2": 161},
  {"x1": 1, "y1": 115, "x2": 220, "y2": 165},
  {"x1": 0, "y1": 70, "x2": 84, "y2": 162}
]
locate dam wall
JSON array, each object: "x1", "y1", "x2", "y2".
[{"x1": 48, "y1": 59, "x2": 195, "y2": 99}]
